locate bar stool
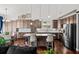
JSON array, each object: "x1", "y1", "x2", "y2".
[
  {"x1": 30, "y1": 33, "x2": 37, "y2": 47},
  {"x1": 46, "y1": 34, "x2": 53, "y2": 50}
]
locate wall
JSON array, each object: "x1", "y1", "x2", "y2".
[
  {"x1": 4, "y1": 19, "x2": 42, "y2": 32},
  {"x1": 59, "y1": 14, "x2": 76, "y2": 28}
]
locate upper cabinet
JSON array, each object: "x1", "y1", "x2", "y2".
[{"x1": 52, "y1": 20, "x2": 58, "y2": 28}]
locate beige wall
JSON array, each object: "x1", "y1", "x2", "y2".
[
  {"x1": 59, "y1": 15, "x2": 76, "y2": 28},
  {"x1": 4, "y1": 19, "x2": 42, "y2": 32},
  {"x1": 4, "y1": 19, "x2": 59, "y2": 32},
  {"x1": 5, "y1": 22, "x2": 11, "y2": 32}
]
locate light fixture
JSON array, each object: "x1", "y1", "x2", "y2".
[
  {"x1": 30, "y1": 22, "x2": 33, "y2": 25},
  {"x1": 30, "y1": 5, "x2": 33, "y2": 20},
  {"x1": 47, "y1": 5, "x2": 51, "y2": 20},
  {"x1": 48, "y1": 16, "x2": 51, "y2": 18},
  {"x1": 39, "y1": 5, "x2": 42, "y2": 21},
  {"x1": 5, "y1": 8, "x2": 8, "y2": 21},
  {"x1": 4, "y1": 8, "x2": 10, "y2": 22}
]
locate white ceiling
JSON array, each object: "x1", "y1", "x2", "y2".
[{"x1": 0, "y1": 4, "x2": 79, "y2": 20}]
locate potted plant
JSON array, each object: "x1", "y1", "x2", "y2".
[{"x1": 0, "y1": 37, "x2": 6, "y2": 46}]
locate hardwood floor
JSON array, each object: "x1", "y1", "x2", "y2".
[{"x1": 54, "y1": 40, "x2": 76, "y2": 54}]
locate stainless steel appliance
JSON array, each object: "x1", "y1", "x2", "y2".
[{"x1": 63, "y1": 24, "x2": 76, "y2": 50}]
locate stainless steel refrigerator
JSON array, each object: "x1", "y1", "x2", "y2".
[{"x1": 63, "y1": 24, "x2": 76, "y2": 50}]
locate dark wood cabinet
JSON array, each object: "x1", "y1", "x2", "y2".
[{"x1": 53, "y1": 20, "x2": 58, "y2": 28}]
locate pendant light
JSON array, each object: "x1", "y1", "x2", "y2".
[
  {"x1": 39, "y1": 4, "x2": 42, "y2": 21},
  {"x1": 30, "y1": 5, "x2": 37, "y2": 47},
  {"x1": 5, "y1": 8, "x2": 8, "y2": 32},
  {"x1": 5, "y1": 8, "x2": 7, "y2": 21},
  {"x1": 47, "y1": 5, "x2": 51, "y2": 20},
  {"x1": 30, "y1": 4, "x2": 32, "y2": 20},
  {"x1": 5, "y1": 8, "x2": 10, "y2": 22},
  {"x1": 30, "y1": 5, "x2": 33, "y2": 30}
]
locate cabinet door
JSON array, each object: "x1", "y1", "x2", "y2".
[{"x1": 53, "y1": 20, "x2": 58, "y2": 28}]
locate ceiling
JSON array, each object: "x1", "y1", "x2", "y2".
[{"x1": 0, "y1": 4, "x2": 79, "y2": 20}]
